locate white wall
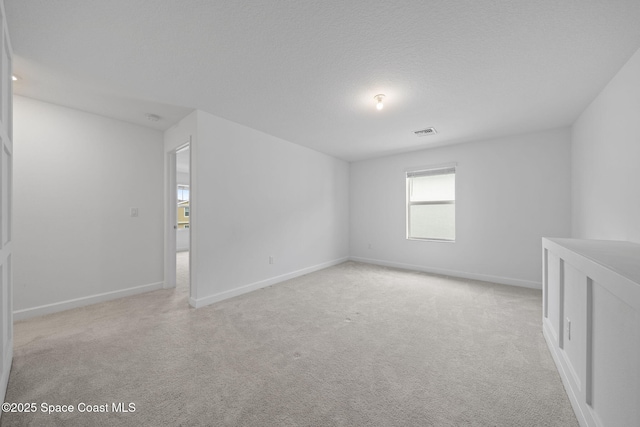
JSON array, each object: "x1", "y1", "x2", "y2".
[
  {"x1": 350, "y1": 128, "x2": 572, "y2": 288},
  {"x1": 190, "y1": 110, "x2": 349, "y2": 306},
  {"x1": 13, "y1": 96, "x2": 165, "y2": 318},
  {"x1": 165, "y1": 111, "x2": 196, "y2": 153},
  {"x1": 572, "y1": 47, "x2": 640, "y2": 244}
]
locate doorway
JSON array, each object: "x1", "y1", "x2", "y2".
[
  {"x1": 175, "y1": 145, "x2": 190, "y2": 293},
  {"x1": 165, "y1": 140, "x2": 192, "y2": 301}
]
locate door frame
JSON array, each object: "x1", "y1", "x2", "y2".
[{"x1": 164, "y1": 139, "x2": 191, "y2": 295}]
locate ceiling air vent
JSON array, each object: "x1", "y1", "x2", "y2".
[{"x1": 414, "y1": 127, "x2": 437, "y2": 137}]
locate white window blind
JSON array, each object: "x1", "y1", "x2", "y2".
[{"x1": 407, "y1": 166, "x2": 456, "y2": 241}]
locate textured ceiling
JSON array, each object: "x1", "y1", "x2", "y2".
[{"x1": 6, "y1": 0, "x2": 640, "y2": 161}]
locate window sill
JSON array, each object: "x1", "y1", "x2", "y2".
[{"x1": 407, "y1": 237, "x2": 455, "y2": 243}]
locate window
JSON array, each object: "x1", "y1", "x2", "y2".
[
  {"x1": 177, "y1": 185, "x2": 190, "y2": 228},
  {"x1": 406, "y1": 166, "x2": 456, "y2": 241},
  {"x1": 177, "y1": 185, "x2": 189, "y2": 202}
]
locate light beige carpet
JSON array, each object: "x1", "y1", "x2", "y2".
[{"x1": 2, "y1": 260, "x2": 577, "y2": 426}]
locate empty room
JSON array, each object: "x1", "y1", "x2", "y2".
[{"x1": 0, "y1": 1, "x2": 638, "y2": 426}]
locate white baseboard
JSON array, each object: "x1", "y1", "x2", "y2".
[
  {"x1": 349, "y1": 256, "x2": 541, "y2": 289},
  {"x1": 0, "y1": 338, "x2": 12, "y2": 412},
  {"x1": 190, "y1": 257, "x2": 349, "y2": 309},
  {"x1": 13, "y1": 282, "x2": 164, "y2": 321}
]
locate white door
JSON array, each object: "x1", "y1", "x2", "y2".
[{"x1": 0, "y1": 2, "x2": 13, "y2": 406}]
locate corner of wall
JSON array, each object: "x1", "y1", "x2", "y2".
[{"x1": 570, "y1": 47, "x2": 640, "y2": 243}]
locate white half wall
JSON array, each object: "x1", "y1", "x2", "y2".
[
  {"x1": 191, "y1": 110, "x2": 349, "y2": 305},
  {"x1": 13, "y1": 96, "x2": 165, "y2": 318},
  {"x1": 572, "y1": 47, "x2": 640, "y2": 244},
  {"x1": 350, "y1": 128, "x2": 572, "y2": 288}
]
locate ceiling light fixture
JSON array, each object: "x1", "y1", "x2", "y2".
[
  {"x1": 374, "y1": 94, "x2": 385, "y2": 110},
  {"x1": 12, "y1": 75, "x2": 18, "y2": 81},
  {"x1": 145, "y1": 113, "x2": 161, "y2": 122}
]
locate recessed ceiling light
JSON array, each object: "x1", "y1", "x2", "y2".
[
  {"x1": 374, "y1": 94, "x2": 385, "y2": 111},
  {"x1": 145, "y1": 113, "x2": 161, "y2": 122},
  {"x1": 12, "y1": 75, "x2": 18, "y2": 81}
]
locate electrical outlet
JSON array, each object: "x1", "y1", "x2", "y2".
[
  {"x1": 269, "y1": 256, "x2": 274, "y2": 264},
  {"x1": 130, "y1": 207, "x2": 139, "y2": 217}
]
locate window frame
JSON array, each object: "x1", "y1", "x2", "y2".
[{"x1": 406, "y1": 164, "x2": 456, "y2": 243}]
